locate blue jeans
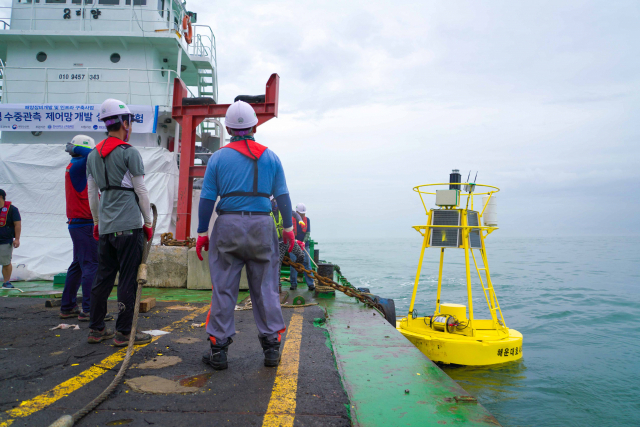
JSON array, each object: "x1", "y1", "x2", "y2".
[
  {"x1": 61, "y1": 226, "x2": 98, "y2": 313},
  {"x1": 290, "y1": 249, "x2": 314, "y2": 288}
]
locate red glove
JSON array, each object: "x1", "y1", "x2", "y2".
[
  {"x1": 93, "y1": 224, "x2": 100, "y2": 241},
  {"x1": 297, "y1": 240, "x2": 305, "y2": 250},
  {"x1": 143, "y1": 224, "x2": 153, "y2": 242},
  {"x1": 196, "y1": 235, "x2": 209, "y2": 261},
  {"x1": 283, "y1": 230, "x2": 295, "y2": 253}
]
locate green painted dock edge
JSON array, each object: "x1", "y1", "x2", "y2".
[{"x1": 319, "y1": 292, "x2": 500, "y2": 427}]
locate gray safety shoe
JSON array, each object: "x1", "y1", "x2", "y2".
[
  {"x1": 60, "y1": 306, "x2": 81, "y2": 319},
  {"x1": 113, "y1": 331, "x2": 152, "y2": 347},
  {"x1": 87, "y1": 327, "x2": 115, "y2": 344},
  {"x1": 78, "y1": 312, "x2": 113, "y2": 322}
]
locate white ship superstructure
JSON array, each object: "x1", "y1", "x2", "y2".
[
  {"x1": 0, "y1": 0, "x2": 219, "y2": 148},
  {"x1": 0, "y1": 0, "x2": 220, "y2": 280}
]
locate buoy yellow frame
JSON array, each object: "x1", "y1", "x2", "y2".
[{"x1": 398, "y1": 183, "x2": 523, "y2": 366}]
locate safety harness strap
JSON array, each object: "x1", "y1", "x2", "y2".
[
  {"x1": 99, "y1": 145, "x2": 138, "y2": 203},
  {"x1": 220, "y1": 139, "x2": 269, "y2": 199}
]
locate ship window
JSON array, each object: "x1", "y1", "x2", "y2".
[
  {"x1": 36, "y1": 52, "x2": 47, "y2": 62},
  {"x1": 110, "y1": 53, "x2": 121, "y2": 63},
  {"x1": 157, "y1": 0, "x2": 164, "y2": 17},
  {"x1": 98, "y1": 0, "x2": 119, "y2": 4},
  {"x1": 125, "y1": 0, "x2": 146, "y2": 4},
  {"x1": 45, "y1": 0, "x2": 67, "y2": 3}
]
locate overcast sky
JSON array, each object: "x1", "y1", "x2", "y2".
[
  {"x1": 3, "y1": 0, "x2": 638, "y2": 239},
  {"x1": 189, "y1": 0, "x2": 639, "y2": 239}
]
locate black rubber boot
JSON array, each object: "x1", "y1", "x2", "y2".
[
  {"x1": 259, "y1": 336, "x2": 282, "y2": 367},
  {"x1": 202, "y1": 337, "x2": 232, "y2": 370}
]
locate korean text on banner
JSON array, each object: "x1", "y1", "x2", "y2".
[{"x1": 0, "y1": 104, "x2": 157, "y2": 133}]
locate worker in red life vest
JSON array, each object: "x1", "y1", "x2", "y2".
[
  {"x1": 196, "y1": 100, "x2": 295, "y2": 370},
  {"x1": 60, "y1": 135, "x2": 113, "y2": 323},
  {"x1": 0, "y1": 188, "x2": 21, "y2": 289},
  {"x1": 271, "y1": 196, "x2": 306, "y2": 290},
  {"x1": 290, "y1": 202, "x2": 314, "y2": 289},
  {"x1": 85, "y1": 99, "x2": 154, "y2": 347}
]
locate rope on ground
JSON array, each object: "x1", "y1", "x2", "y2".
[
  {"x1": 234, "y1": 296, "x2": 318, "y2": 311},
  {"x1": 281, "y1": 303, "x2": 318, "y2": 308},
  {"x1": 49, "y1": 204, "x2": 159, "y2": 427},
  {"x1": 160, "y1": 232, "x2": 196, "y2": 248}
]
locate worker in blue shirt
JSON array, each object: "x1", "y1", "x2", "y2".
[{"x1": 195, "y1": 100, "x2": 296, "y2": 371}]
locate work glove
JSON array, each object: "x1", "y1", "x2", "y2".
[
  {"x1": 65, "y1": 143, "x2": 75, "y2": 155},
  {"x1": 196, "y1": 234, "x2": 209, "y2": 261},
  {"x1": 93, "y1": 224, "x2": 100, "y2": 241},
  {"x1": 297, "y1": 240, "x2": 305, "y2": 250},
  {"x1": 299, "y1": 221, "x2": 307, "y2": 232},
  {"x1": 143, "y1": 224, "x2": 153, "y2": 242},
  {"x1": 283, "y1": 228, "x2": 295, "y2": 253}
]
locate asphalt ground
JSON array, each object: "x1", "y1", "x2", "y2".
[{"x1": 0, "y1": 297, "x2": 350, "y2": 427}]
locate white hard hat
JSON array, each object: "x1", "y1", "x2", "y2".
[
  {"x1": 99, "y1": 98, "x2": 132, "y2": 121},
  {"x1": 71, "y1": 134, "x2": 95, "y2": 149},
  {"x1": 296, "y1": 203, "x2": 306, "y2": 214},
  {"x1": 225, "y1": 100, "x2": 258, "y2": 129}
]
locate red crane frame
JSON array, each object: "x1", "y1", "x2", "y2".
[{"x1": 171, "y1": 73, "x2": 280, "y2": 240}]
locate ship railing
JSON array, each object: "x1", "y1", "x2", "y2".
[
  {"x1": 188, "y1": 25, "x2": 216, "y2": 60},
  {"x1": 0, "y1": 65, "x2": 197, "y2": 108},
  {"x1": 0, "y1": 1, "x2": 198, "y2": 39}
]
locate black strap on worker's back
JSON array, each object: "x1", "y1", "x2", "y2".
[
  {"x1": 99, "y1": 145, "x2": 138, "y2": 203},
  {"x1": 220, "y1": 139, "x2": 270, "y2": 199}
]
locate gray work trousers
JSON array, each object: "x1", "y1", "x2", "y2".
[{"x1": 206, "y1": 213, "x2": 285, "y2": 342}]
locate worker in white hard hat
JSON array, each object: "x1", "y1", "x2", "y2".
[
  {"x1": 85, "y1": 99, "x2": 153, "y2": 347},
  {"x1": 289, "y1": 202, "x2": 314, "y2": 289},
  {"x1": 60, "y1": 135, "x2": 113, "y2": 323},
  {"x1": 196, "y1": 100, "x2": 295, "y2": 370}
]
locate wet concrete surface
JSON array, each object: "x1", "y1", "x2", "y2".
[{"x1": 0, "y1": 297, "x2": 350, "y2": 426}]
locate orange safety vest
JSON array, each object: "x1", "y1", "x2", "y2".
[
  {"x1": 0, "y1": 201, "x2": 11, "y2": 227},
  {"x1": 292, "y1": 215, "x2": 307, "y2": 233}
]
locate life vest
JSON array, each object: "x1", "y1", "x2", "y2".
[
  {"x1": 65, "y1": 161, "x2": 92, "y2": 220},
  {"x1": 299, "y1": 216, "x2": 308, "y2": 233},
  {"x1": 0, "y1": 201, "x2": 11, "y2": 227},
  {"x1": 219, "y1": 139, "x2": 270, "y2": 199},
  {"x1": 95, "y1": 136, "x2": 136, "y2": 196},
  {"x1": 296, "y1": 216, "x2": 308, "y2": 235},
  {"x1": 271, "y1": 210, "x2": 283, "y2": 239}
]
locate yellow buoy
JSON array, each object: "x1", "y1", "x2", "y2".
[{"x1": 397, "y1": 181, "x2": 523, "y2": 366}]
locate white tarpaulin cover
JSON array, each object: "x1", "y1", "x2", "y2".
[
  {"x1": 0, "y1": 144, "x2": 178, "y2": 280},
  {"x1": 0, "y1": 104, "x2": 157, "y2": 133}
]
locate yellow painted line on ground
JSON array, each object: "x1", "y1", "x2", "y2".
[
  {"x1": 0, "y1": 305, "x2": 209, "y2": 427},
  {"x1": 262, "y1": 310, "x2": 304, "y2": 427}
]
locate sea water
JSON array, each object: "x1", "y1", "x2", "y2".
[{"x1": 320, "y1": 237, "x2": 640, "y2": 427}]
